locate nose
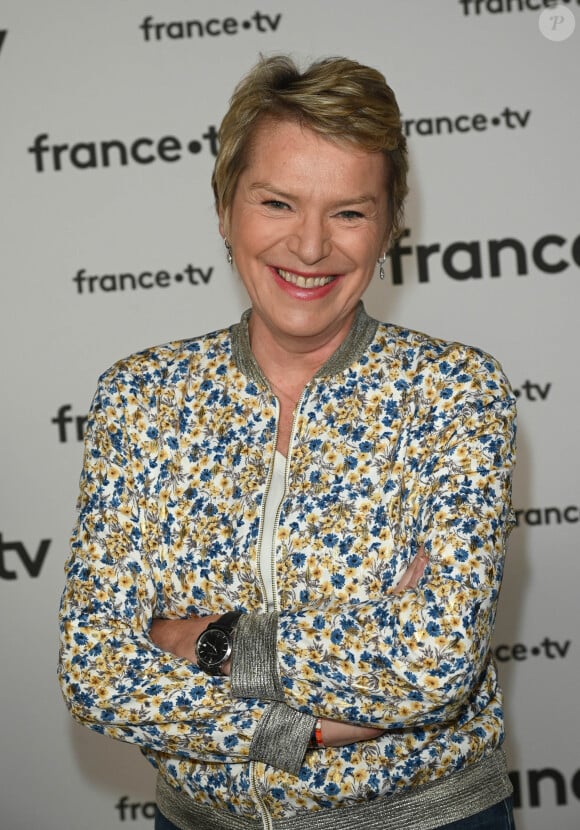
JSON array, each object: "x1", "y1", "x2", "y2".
[{"x1": 286, "y1": 211, "x2": 331, "y2": 265}]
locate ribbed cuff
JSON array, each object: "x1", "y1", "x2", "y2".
[
  {"x1": 250, "y1": 701, "x2": 316, "y2": 775},
  {"x1": 230, "y1": 611, "x2": 284, "y2": 700}
]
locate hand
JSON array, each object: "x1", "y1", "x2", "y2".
[
  {"x1": 389, "y1": 545, "x2": 429, "y2": 594},
  {"x1": 151, "y1": 619, "x2": 384, "y2": 740},
  {"x1": 149, "y1": 615, "x2": 221, "y2": 665},
  {"x1": 318, "y1": 548, "x2": 429, "y2": 747},
  {"x1": 318, "y1": 719, "x2": 385, "y2": 747}
]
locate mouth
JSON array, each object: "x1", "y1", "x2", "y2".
[{"x1": 275, "y1": 267, "x2": 337, "y2": 288}]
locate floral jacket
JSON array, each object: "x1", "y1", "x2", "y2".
[{"x1": 58, "y1": 304, "x2": 516, "y2": 826}]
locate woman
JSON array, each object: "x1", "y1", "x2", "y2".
[{"x1": 59, "y1": 56, "x2": 516, "y2": 829}]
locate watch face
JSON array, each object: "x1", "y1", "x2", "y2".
[{"x1": 196, "y1": 628, "x2": 231, "y2": 672}]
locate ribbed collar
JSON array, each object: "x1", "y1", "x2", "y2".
[{"x1": 231, "y1": 302, "x2": 378, "y2": 388}]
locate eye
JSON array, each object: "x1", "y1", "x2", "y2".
[
  {"x1": 263, "y1": 199, "x2": 290, "y2": 210},
  {"x1": 337, "y1": 210, "x2": 365, "y2": 220}
]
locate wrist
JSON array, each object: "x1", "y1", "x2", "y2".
[
  {"x1": 195, "y1": 611, "x2": 242, "y2": 675},
  {"x1": 308, "y1": 717, "x2": 325, "y2": 749}
]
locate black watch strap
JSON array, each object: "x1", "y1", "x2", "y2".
[{"x1": 209, "y1": 611, "x2": 242, "y2": 633}]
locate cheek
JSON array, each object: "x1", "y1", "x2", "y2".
[
  {"x1": 230, "y1": 212, "x2": 265, "y2": 253},
  {"x1": 352, "y1": 236, "x2": 383, "y2": 269}
]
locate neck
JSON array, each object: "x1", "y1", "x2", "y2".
[{"x1": 248, "y1": 311, "x2": 356, "y2": 391}]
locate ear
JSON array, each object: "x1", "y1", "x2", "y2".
[
  {"x1": 218, "y1": 207, "x2": 229, "y2": 240},
  {"x1": 381, "y1": 222, "x2": 393, "y2": 255}
]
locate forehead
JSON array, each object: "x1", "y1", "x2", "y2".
[{"x1": 242, "y1": 117, "x2": 389, "y2": 192}]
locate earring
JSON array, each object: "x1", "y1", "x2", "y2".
[
  {"x1": 224, "y1": 239, "x2": 233, "y2": 265},
  {"x1": 378, "y1": 253, "x2": 387, "y2": 280}
]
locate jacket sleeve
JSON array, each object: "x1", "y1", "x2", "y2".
[
  {"x1": 231, "y1": 359, "x2": 517, "y2": 732},
  {"x1": 58, "y1": 371, "x2": 278, "y2": 765}
]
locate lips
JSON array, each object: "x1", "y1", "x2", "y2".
[{"x1": 275, "y1": 267, "x2": 336, "y2": 288}]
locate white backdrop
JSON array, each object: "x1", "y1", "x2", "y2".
[{"x1": 1, "y1": 1, "x2": 578, "y2": 828}]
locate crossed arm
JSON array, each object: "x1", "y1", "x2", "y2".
[{"x1": 148, "y1": 548, "x2": 429, "y2": 747}]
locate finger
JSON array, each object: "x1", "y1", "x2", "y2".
[
  {"x1": 389, "y1": 547, "x2": 429, "y2": 594},
  {"x1": 416, "y1": 544, "x2": 429, "y2": 562}
]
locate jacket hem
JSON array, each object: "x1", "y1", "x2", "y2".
[{"x1": 156, "y1": 746, "x2": 513, "y2": 830}]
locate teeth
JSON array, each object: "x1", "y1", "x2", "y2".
[{"x1": 277, "y1": 268, "x2": 335, "y2": 288}]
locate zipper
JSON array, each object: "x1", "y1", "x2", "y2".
[
  {"x1": 269, "y1": 387, "x2": 309, "y2": 613},
  {"x1": 250, "y1": 388, "x2": 309, "y2": 829},
  {"x1": 250, "y1": 394, "x2": 279, "y2": 830},
  {"x1": 250, "y1": 761, "x2": 274, "y2": 830},
  {"x1": 254, "y1": 395, "x2": 280, "y2": 610}
]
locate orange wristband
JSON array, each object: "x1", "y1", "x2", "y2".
[{"x1": 309, "y1": 718, "x2": 324, "y2": 749}]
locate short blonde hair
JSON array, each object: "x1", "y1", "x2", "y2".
[{"x1": 212, "y1": 55, "x2": 408, "y2": 245}]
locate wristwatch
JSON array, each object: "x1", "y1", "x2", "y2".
[{"x1": 195, "y1": 611, "x2": 242, "y2": 675}]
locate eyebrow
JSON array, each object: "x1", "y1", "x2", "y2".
[{"x1": 249, "y1": 183, "x2": 379, "y2": 207}]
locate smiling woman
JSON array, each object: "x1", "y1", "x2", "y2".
[
  {"x1": 221, "y1": 118, "x2": 390, "y2": 374},
  {"x1": 59, "y1": 55, "x2": 516, "y2": 830}
]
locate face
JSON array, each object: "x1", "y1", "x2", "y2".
[{"x1": 220, "y1": 118, "x2": 390, "y2": 356}]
